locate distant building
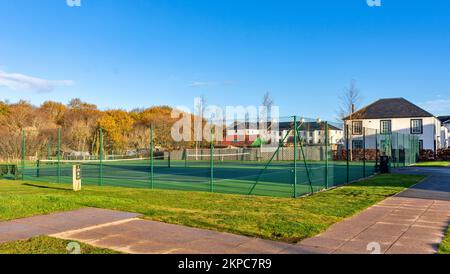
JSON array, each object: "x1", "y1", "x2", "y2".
[{"x1": 225, "y1": 120, "x2": 343, "y2": 147}]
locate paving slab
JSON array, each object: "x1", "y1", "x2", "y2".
[
  {"x1": 50, "y1": 218, "x2": 314, "y2": 254},
  {"x1": 0, "y1": 208, "x2": 142, "y2": 244},
  {"x1": 298, "y1": 167, "x2": 450, "y2": 254}
]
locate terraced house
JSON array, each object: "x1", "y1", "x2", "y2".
[{"x1": 344, "y1": 98, "x2": 444, "y2": 152}]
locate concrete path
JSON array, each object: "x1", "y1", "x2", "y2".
[
  {"x1": 297, "y1": 167, "x2": 450, "y2": 254},
  {"x1": 51, "y1": 218, "x2": 312, "y2": 254},
  {"x1": 0, "y1": 208, "x2": 313, "y2": 254},
  {"x1": 0, "y1": 208, "x2": 141, "y2": 244}
]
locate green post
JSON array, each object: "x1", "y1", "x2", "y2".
[
  {"x1": 210, "y1": 124, "x2": 214, "y2": 193},
  {"x1": 363, "y1": 127, "x2": 366, "y2": 178},
  {"x1": 293, "y1": 116, "x2": 298, "y2": 198},
  {"x1": 346, "y1": 124, "x2": 350, "y2": 183},
  {"x1": 99, "y1": 128, "x2": 103, "y2": 186},
  {"x1": 150, "y1": 124, "x2": 154, "y2": 189},
  {"x1": 403, "y1": 134, "x2": 406, "y2": 167},
  {"x1": 47, "y1": 141, "x2": 51, "y2": 160},
  {"x1": 21, "y1": 130, "x2": 25, "y2": 181},
  {"x1": 375, "y1": 129, "x2": 379, "y2": 171},
  {"x1": 396, "y1": 132, "x2": 400, "y2": 168},
  {"x1": 325, "y1": 122, "x2": 329, "y2": 189},
  {"x1": 57, "y1": 128, "x2": 61, "y2": 183}
]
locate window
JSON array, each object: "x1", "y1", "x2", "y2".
[
  {"x1": 411, "y1": 119, "x2": 423, "y2": 134},
  {"x1": 309, "y1": 131, "x2": 313, "y2": 137},
  {"x1": 352, "y1": 121, "x2": 363, "y2": 135},
  {"x1": 353, "y1": 140, "x2": 363, "y2": 149},
  {"x1": 419, "y1": 140, "x2": 424, "y2": 151},
  {"x1": 380, "y1": 120, "x2": 392, "y2": 134}
]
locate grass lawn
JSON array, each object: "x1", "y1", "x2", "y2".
[
  {"x1": 439, "y1": 227, "x2": 450, "y2": 254},
  {"x1": 0, "y1": 236, "x2": 120, "y2": 254},
  {"x1": 0, "y1": 173, "x2": 424, "y2": 244},
  {"x1": 414, "y1": 161, "x2": 450, "y2": 167}
]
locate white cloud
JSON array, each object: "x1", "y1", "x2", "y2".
[
  {"x1": 0, "y1": 70, "x2": 74, "y2": 93},
  {"x1": 419, "y1": 99, "x2": 450, "y2": 116},
  {"x1": 188, "y1": 80, "x2": 238, "y2": 88},
  {"x1": 188, "y1": 81, "x2": 213, "y2": 88}
]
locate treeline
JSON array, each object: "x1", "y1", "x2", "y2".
[{"x1": 0, "y1": 99, "x2": 197, "y2": 160}]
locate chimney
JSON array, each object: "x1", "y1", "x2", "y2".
[{"x1": 351, "y1": 104, "x2": 355, "y2": 114}]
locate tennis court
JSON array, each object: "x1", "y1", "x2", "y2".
[
  {"x1": 17, "y1": 116, "x2": 419, "y2": 198},
  {"x1": 22, "y1": 156, "x2": 375, "y2": 198}
]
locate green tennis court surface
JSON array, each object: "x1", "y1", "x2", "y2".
[{"x1": 23, "y1": 158, "x2": 376, "y2": 198}]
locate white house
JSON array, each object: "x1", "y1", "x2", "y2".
[
  {"x1": 225, "y1": 120, "x2": 344, "y2": 146},
  {"x1": 438, "y1": 116, "x2": 450, "y2": 148},
  {"x1": 278, "y1": 121, "x2": 343, "y2": 146},
  {"x1": 344, "y1": 98, "x2": 443, "y2": 151}
]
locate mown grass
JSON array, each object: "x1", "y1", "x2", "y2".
[
  {"x1": 414, "y1": 161, "x2": 450, "y2": 167},
  {"x1": 439, "y1": 227, "x2": 450, "y2": 254},
  {"x1": 0, "y1": 174, "x2": 424, "y2": 243},
  {"x1": 0, "y1": 236, "x2": 120, "y2": 254}
]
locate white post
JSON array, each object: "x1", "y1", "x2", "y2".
[{"x1": 73, "y1": 165, "x2": 81, "y2": 191}]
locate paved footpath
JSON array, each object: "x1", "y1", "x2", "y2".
[
  {"x1": 0, "y1": 208, "x2": 141, "y2": 244},
  {"x1": 50, "y1": 218, "x2": 313, "y2": 254},
  {"x1": 297, "y1": 167, "x2": 450, "y2": 254},
  {"x1": 0, "y1": 208, "x2": 312, "y2": 254}
]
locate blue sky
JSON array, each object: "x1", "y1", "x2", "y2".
[{"x1": 1, "y1": 0, "x2": 450, "y2": 121}]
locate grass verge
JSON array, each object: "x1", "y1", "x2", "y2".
[
  {"x1": 0, "y1": 173, "x2": 424, "y2": 243},
  {"x1": 0, "y1": 236, "x2": 120, "y2": 254},
  {"x1": 439, "y1": 227, "x2": 450, "y2": 254},
  {"x1": 414, "y1": 161, "x2": 450, "y2": 167}
]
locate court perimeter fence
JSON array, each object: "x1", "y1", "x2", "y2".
[{"x1": 14, "y1": 116, "x2": 420, "y2": 198}]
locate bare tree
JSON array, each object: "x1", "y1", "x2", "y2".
[
  {"x1": 338, "y1": 80, "x2": 362, "y2": 162},
  {"x1": 194, "y1": 95, "x2": 207, "y2": 159},
  {"x1": 338, "y1": 80, "x2": 361, "y2": 120}
]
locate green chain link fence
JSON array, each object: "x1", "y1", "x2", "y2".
[{"x1": 18, "y1": 116, "x2": 420, "y2": 198}]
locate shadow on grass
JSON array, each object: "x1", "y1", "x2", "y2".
[{"x1": 22, "y1": 183, "x2": 72, "y2": 192}]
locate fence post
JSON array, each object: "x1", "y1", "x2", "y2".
[
  {"x1": 99, "y1": 128, "x2": 103, "y2": 186},
  {"x1": 210, "y1": 123, "x2": 214, "y2": 193},
  {"x1": 325, "y1": 122, "x2": 329, "y2": 189},
  {"x1": 293, "y1": 116, "x2": 298, "y2": 198},
  {"x1": 21, "y1": 130, "x2": 26, "y2": 181},
  {"x1": 47, "y1": 142, "x2": 51, "y2": 160},
  {"x1": 363, "y1": 127, "x2": 366, "y2": 178},
  {"x1": 396, "y1": 132, "x2": 400, "y2": 168},
  {"x1": 150, "y1": 124, "x2": 154, "y2": 189},
  {"x1": 403, "y1": 133, "x2": 406, "y2": 167},
  {"x1": 346, "y1": 124, "x2": 350, "y2": 184},
  {"x1": 375, "y1": 129, "x2": 379, "y2": 171},
  {"x1": 57, "y1": 128, "x2": 61, "y2": 183}
]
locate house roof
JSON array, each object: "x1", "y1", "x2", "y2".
[
  {"x1": 344, "y1": 98, "x2": 434, "y2": 120},
  {"x1": 438, "y1": 116, "x2": 450, "y2": 124}
]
